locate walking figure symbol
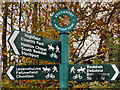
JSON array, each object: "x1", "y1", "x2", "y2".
[
  {"x1": 56, "y1": 45, "x2": 60, "y2": 53},
  {"x1": 70, "y1": 66, "x2": 76, "y2": 73},
  {"x1": 52, "y1": 66, "x2": 58, "y2": 73}
]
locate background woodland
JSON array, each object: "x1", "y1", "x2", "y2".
[{"x1": 0, "y1": 1, "x2": 120, "y2": 89}]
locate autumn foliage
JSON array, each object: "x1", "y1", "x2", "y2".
[{"x1": 1, "y1": 2, "x2": 120, "y2": 89}]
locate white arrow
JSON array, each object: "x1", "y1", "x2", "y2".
[
  {"x1": 111, "y1": 64, "x2": 119, "y2": 80},
  {"x1": 6, "y1": 66, "x2": 15, "y2": 80},
  {"x1": 9, "y1": 30, "x2": 20, "y2": 55}
]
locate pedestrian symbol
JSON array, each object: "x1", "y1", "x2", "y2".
[{"x1": 70, "y1": 66, "x2": 76, "y2": 73}]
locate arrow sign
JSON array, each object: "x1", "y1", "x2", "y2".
[
  {"x1": 6, "y1": 65, "x2": 59, "y2": 80},
  {"x1": 9, "y1": 31, "x2": 20, "y2": 55},
  {"x1": 111, "y1": 64, "x2": 119, "y2": 80},
  {"x1": 8, "y1": 30, "x2": 61, "y2": 63},
  {"x1": 69, "y1": 64, "x2": 120, "y2": 81},
  {"x1": 6, "y1": 66, "x2": 15, "y2": 80}
]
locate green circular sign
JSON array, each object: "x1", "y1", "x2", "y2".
[{"x1": 51, "y1": 9, "x2": 77, "y2": 33}]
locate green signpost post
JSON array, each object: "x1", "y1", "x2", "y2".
[
  {"x1": 51, "y1": 9, "x2": 77, "y2": 89},
  {"x1": 6, "y1": 65, "x2": 59, "y2": 80},
  {"x1": 8, "y1": 30, "x2": 61, "y2": 63}
]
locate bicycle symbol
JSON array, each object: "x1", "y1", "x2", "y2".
[
  {"x1": 73, "y1": 74, "x2": 83, "y2": 79},
  {"x1": 50, "y1": 52, "x2": 58, "y2": 59},
  {"x1": 45, "y1": 73, "x2": 55, "y2": 79}
]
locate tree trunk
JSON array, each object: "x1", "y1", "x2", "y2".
[
  {"x1": 31, "y1": 2, "x2": 38, "y2": 34},
  {"x1": 2, "y1": 2, "x2": 8, "y2": 78},
  {"x1": 19, "y1": 2, "x2": 21, "y2": 31},
  {"x1": 31, "y1": 2, "x2": 38, "y2": 64},
  {"x1": 118, "y1": 34, "x2": 120, "y2": 67}
]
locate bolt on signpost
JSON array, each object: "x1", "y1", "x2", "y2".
[{"x1": 51, "y1": 9, "x2": 77, "y2": 89}]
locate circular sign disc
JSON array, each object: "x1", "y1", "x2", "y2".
[{"x1": 51, "y1": 9, "x2": 77, "y2": 33}]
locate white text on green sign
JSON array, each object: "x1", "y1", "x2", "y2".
[{"x1": 8, "y1": 30, "x2": 61, "y2": 63}]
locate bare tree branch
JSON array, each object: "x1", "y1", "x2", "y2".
[
  {"x1": 79, "y1": 41, "x2": 96, "y2": 59},
  {"x1": 74, "y1": 52, "x2": 104, "y2": 64}
]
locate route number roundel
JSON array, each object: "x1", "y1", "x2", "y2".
[{"x1": 51, "y1": 9, "x2": 77, "y2": 33}]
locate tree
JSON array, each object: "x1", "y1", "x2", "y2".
[{"x1": 2, "y1": 2, "x2": 8, "y2": 76}]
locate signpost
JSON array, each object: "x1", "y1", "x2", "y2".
[
  {"x1": 69, "y1": 64, "x2": 119, "y2": 81},
  {"x1": 51, "y1": 9, "x2": 77, "y2": 89},
  {"x1": 8, "y1": 30, "x2": 61, "y2": 63},
  {"x1": 6, "y1": 65, "x2": 59, "y2": 80}
]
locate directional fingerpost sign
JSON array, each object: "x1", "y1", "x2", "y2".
[
  {"x1": 6, "y1": 65, "x2": 59, "y2": 80},
  {"x1": 8, "y1": 30, "x2": 61, "y2": 63},
  {"x1": 69, "y1": 64, "x2": 119, "y2": 81}
]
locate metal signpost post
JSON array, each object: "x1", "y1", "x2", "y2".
[
  {"x1": 8, "y1": 30, "x2": 61, "y2": 63},
  {"x1": 69, "y1": 64, "x2": 119, "y2": 81},
  {"x1": 6, "y1": 65, "x2": 59, "y2": 80},
  {"x1": 51, "y1": 9, "x2": 77, "y2": 89}
]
